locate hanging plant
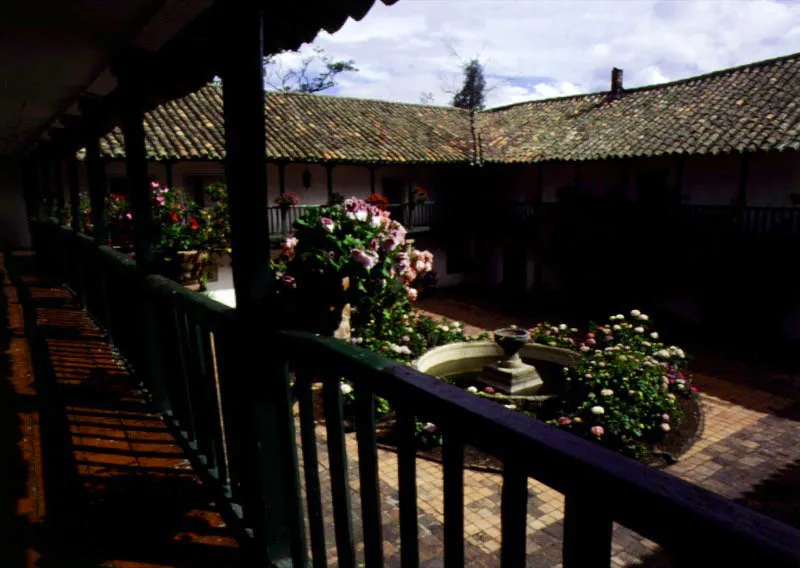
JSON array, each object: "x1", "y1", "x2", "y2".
[{"x1": 275, "y1": 191, "x2": 301, "y2": 212}]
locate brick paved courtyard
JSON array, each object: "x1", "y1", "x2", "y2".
[{"x1": 3, "y1": 253, "x2": 798, "y2": 567}]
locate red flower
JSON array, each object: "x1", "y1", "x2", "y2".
[
  {"x1": 189, "y1": 218, "x2": 199, "y2": 231},
  {"x1": 168, "y1": 212, "x2": 179, "y2": 223}
]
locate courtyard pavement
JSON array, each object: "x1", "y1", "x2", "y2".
[{"x1": 4, "y1": 257, "x2": 798, "y2": 567}]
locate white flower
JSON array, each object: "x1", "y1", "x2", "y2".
[
  {"x1": 340, "y1": 383, "x2": 353, "y2": 395},
  {"x1": 422, "y1": 422, "x2": 438, "y2": 433},
  {"x1": 650, "y1": 332, "x2": 659, "y2": 339},
  {"x1": 642, "y1": 341, "x2": 652, "y2": 347},
  {"x1": 580, "y1": 346, "x2": 590, "y2": 353},
  {"x1": 370, "y1": 215, "x2": 383, "y2": 227},
  {"x1": 640, "y1": 314, "x2": 649, "y2": 321},
  {"x1": 600, "y1": 388, "x2": 614, "y2": 397},
  {"x1": 504, "y1": 403, "x2": 517, "y2": 410},
  {"x1": 667, "y1": 393, "x2": 676, "y2": 401},
  {"x1": 612, "y1": 324, "x2": 621, "y2": 331},
  {"x1": 467, "y1": 386, "x2": 479, "y2": 394},
  {"x1": 660, "y1": 423, "x2": 671, "y2": 432},
  {"x1": 656, "y1": 349, "x2": 670, "y2": 358},
  {"x1": 630, "y1": 309, "x2": 641, "y2": 317},
  {"x1": 590, "y1": 405, "x2": 605, "y2": 415},
  {"x1": 440, "y1": 325, "x2": 450, "y2": 332},
  {"x1": 558, "y1": 324, "x2": 567, "y2": 330},
  {"x1": 615, "y1": 314, "x2": 625, "y2": 320},
  {"x1": 584, "y1": 373, "x2": 592, "y2": 379},
  {"x1": 634, "y1": 326, "x2": 644, "y2": 333},
  {"x1": 570, "y1": 327, "x2": 578, "y2": 333},
  {"x1": 355, "y1": 209, "x2": 368, "y2": 222},
  {"x1": 563, "y1": 367, "x2": 570, "y2": 374}
]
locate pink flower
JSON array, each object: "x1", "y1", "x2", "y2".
[
  {"x1": 586, "y1": 338, "x2": 596, "y2": 346},
  {"x1": 351, "y1": 248, "x2": 378, "y2": 270},
  {"x1": 587, "y1": 332, "x2": 596, "y2": 339},
  {"x1": 661, "y1": 413, "x2": 670, "y2": 422},
  {"x1": 402, "y1": 335, "x2": 410, "y2": 343},
  {"x1": 407, "y1": 288, "x2": 418, "y2": 301},
  {"x1": 281, "y1": 275, "x2": 296, "y2": 288},
  {"x1": 155, "y1": 195, "x2": 165, "y2": 206},
  {"x1": 557, "y1": 416, "x2": 572, "y2": 426},
  {"x1": 151, "y1": 181, "x2": 160, "y2": 189},
  {"x1": 484, "y1": 386, "x2": 495, "y2": 394},
  {"x1": 370, "y1": 238, "x2": 380, "y2": 251},
  {"x1": 125, "y1": 212, "x2": 132, "y2": 220},
  {"x1": 690, "y1": 386, "x2": 698, "y2": 393},
  {"x1": 605, "y1": 335, "x2": 613, "y2": 341},
  {"x1": 321, "y1": 217, "x2": 335, "y2": 232},
  {"x1": 590, "y1": 426, "x2": 604, "y2": 437}
]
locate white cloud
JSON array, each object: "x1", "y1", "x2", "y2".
[{"x1": 280, "y1": 0, "x2": 800, "y2": 107}]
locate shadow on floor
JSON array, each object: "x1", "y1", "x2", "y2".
[{"x1": 6, "y1": 255, "x2": 245, "y2": 567}]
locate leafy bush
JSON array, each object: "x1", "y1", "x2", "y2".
[{"x1": 529, "y1": 311, "x2": 697, "y2": 458}]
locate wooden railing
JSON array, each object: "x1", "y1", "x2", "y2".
[
  {"x1": 680, "y1": 205, "x2": 800, "y2": 237},
  {"x1": 33, "y1": 218, "x2": 800, "y2": 567},
  {"x1": 267, "y1": 202, "x2": 441, "y2": 239}
]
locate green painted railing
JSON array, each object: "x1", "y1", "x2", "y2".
[{"x1": 32, "y1": 218, "x2": 800, "y2": 567}]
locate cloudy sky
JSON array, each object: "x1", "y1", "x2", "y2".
[{"x1": 267, "y1": 0, "x2": 800, "y2": 108}]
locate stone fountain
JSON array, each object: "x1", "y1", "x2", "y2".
[{"x1": 479, "y1": 327, "x2": 543, "y2": 395}]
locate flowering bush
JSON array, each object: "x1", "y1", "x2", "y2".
[
  {"x1": 411, "y1": 185, "x2": 429, "y2": 204},
  {"x1": 275, "y1": 192, "x2": 301, "y2": 210},
  {"x1": 529, "y1": 311, "x2": 697, "y2": 458},
  {"x1": 366, "y1": 193, "x2": 390, "y2": 210},
  {"x1": 151, "y1": 182, "x2": 209, "y2": 251},
  {"x1": 205, "y1": 182, "x2": 231, "y2": 251},
  {"x1": 272, "y1": 197, "x2": 433, "y2": 334}
]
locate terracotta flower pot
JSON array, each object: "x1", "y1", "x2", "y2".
[{"x1": 159, "y1": 249, "x2": 212, "y2": 286}]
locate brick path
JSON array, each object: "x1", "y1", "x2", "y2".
[{"x1": 3, "y1": 256, "x2": 798, "y2": 567}]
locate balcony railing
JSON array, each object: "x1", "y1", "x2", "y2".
[
  {"x1": 32, "y1": 218, "x2": 800, "y2": 567},
  {"x1": 681, "y1": 205, "x2": 800, "y2": 237},
  {"x1": 267, "y1": 202, "x2": 441, "y2": 239}
]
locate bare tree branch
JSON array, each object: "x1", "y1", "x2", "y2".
[{"x1": 264, "y1": 47, "x2": 357, "y2": 94}]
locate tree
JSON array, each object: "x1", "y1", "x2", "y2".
[
  {"x1": 264, "y1": 47, "x2": 357, "y2": 94},
  {"x1": 452, "y1": 59, "x2": 487, "y2": 112}
]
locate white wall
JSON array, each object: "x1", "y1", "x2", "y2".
[{"x1": 0, "y1": 156, "x2": 31, "y2": 249}]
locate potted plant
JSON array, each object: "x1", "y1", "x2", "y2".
[
  {"x1": 411, "y1": 185, "x2": 429, "y2": 205},
  {"x1": 152, "y1": 182, "x2": 212, "y2": 287},
  {"x1": 106, "y1": 193, "x2": 135, "y2": 251},
  {"x1": 275, "y1": 191, "x2": 301, "y2": 212},
  {"x1": 366, "y1": 193, "x2": 390, "y2": 210}
]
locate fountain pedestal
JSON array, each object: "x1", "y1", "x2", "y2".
[{"x1": 479, "y1": 328, "x2": 543, "y2": 395}]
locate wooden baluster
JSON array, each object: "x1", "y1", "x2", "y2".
[
  {"x1": 323, "y1": 375, "x2": 356, "y2": 568},
  {"x1": 296, "y1": 370, "x2": 327, "y2": 568},
  {"x1": 397, "y1": 406, "x2": 419, "y2": 568},
  {"x1": 562, "y1": 493, "x2": 612, "y2": 568},
  {"x1": 355, "y1": 388, "x2": 384, "y2": 568},
  {"x1": 442, "y1": 429, "x2": 464, "y2": 568},
  {"x1": 500, "y1": 456, "x2": 527, "y2": 568}
]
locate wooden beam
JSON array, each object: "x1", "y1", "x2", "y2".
[
  {"x1": 369, "y1": 166, "x2": 376, "y2": 194},
  {"x1": 222, "y1": 7, "x2": 307, "y2": 566},
  {"x1": 67, "y1": 152, "x2": 81, "y2": 234},
  {"x1": 326, "y1": 164, "x2": 334, "y2": 203},
  {"x1": 81, "y1": 103, "x2": 108, "y2": 245},
  {"x1": 164, "y1": 160, "x2": 174, "y2": 189},
  {"x1": 278, "y1": 162, "x2": 286, "y2": 195},
  {"x1": 118, "y1": 59, "x2": 155, "y2": 273}
]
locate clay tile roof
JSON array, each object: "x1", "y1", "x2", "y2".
[
  {"x1": 100, "y1": 85, "x2": 474, "y2": 164},
  {"x1": 478, "y1": 51, "x2": 800, "y2": 163},
  {"x1": 99, "y1": 51, "x2": 800, "y2": 164}
]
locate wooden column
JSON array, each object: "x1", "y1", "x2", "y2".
[
  {"x1": 39, "y1": 143, "x2": 54, "y2": 219},
  {"x1": 325, "y1": 164, "x2": 334, "y2": 203},
  {"x1": 369, "y1": 166, "x2": 376, "y2": 194},
  {"x1": 737, "y1": 153, "x2": 749, "y2": 207},
  {"x1": 67, "y1": 151, "x2": 81, "y2": 233},
  {"x1": 117, "y1": 58, "x2": 155, "y2": 273},
  {"x1": 533, "y1": 164, "x2": 544, "y2": 289},
  {"x1": 164, "y1": 160, "x2": 174, "y2": 189},
  {"x1": 52, "y1": 140, "x2": 66, "y2": 225},
  {"x1": 82, "y1": 104, "x2": 108, "y2": 244},
  {"x1": 222, "y1": 5, "x2": 306, "y2": 565},
  {"x1": 20, "y1": 154, "x2": 38, "y2": 221},
  {"x1": 277, "y1": 162, "x2": 286, "y2": 195}
]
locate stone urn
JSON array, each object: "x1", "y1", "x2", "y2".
[
  {"x1": 480, "y1": 327, "x2": 544, "y2": 395},
  {"x1": 158, "y1": 249, "x2": 212, "y2": 287}
]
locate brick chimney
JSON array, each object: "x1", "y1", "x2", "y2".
[{"x1": 611, "y1": 67, "x2": 624, "y2": 99}]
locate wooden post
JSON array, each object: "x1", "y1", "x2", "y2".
[
  {"x1": 737, "y1": 153, "x2": 749, "y2": 207},
  {"x1": 533, "y1": 164, "x2": 544, "y2": 289},
  {"x1": 67, "y1": 151, "x2": 81, "y2": 234},
  {"x1": 82, "y1": 104, "x2": 108, "y2": 245},
  {"x1": 117, "y1": 57, "x2": 155, "y2": 273},
  {"x1": 222, "y1": 6, "x2": 306, "y2": 565},
  {"x1": 277, "y1": 162, "x2": 286, "y2": 195},
  {"x1": 369, "y1": 166, "x2": 376, "y2": 194},
  {"x1": 164, "y1": 160, "x2": 174, "y2": 189},
  {"x1": 52, "y1": 141, "x2": 66, "y2": 225},
  {"x1": 326, "y1": 163, "x2": 334, "y2": 203},
  {"x1": 39, "y1": 143, "x2": 54, "y2": 219}
]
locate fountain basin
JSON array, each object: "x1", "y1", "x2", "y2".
[{"x1": 413, "y1": 340, "x2": 579, "y2": 395}]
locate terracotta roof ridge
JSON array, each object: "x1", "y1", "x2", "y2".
[
  {"x1": 260, "y1": 88, "x2": 471, "y2": 112},
  {"x1": 482, "y1": 50, "x2": 800, "y2": 113}
]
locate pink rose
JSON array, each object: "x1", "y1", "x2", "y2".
[
  {"x1": 661, "y1": 413, "x2": 670, "y2": 422},
  {"x1": 590, "y1": 426, "x2": 604, "y2": 437},
  {"x1": 557, "y1": 416, "x2": 572, "y2": 426},
  {"x1": 125, "y1": 213, "x2": 132, "y2": 220},
  {"x1": 484, "y1": 386, "x2": 495, "y2": 394},
  {"x1": 351, "y1": 248, "x2": 378, "y2": 270},
  {"x1": 321, "y1": 217, "x2": 335, "y2": 232},
  {"x1": 586, "y1": 338, "x2": 596, "y2": 346},
  {"x1": 605, "y1": 335, "x2": 613, "y2": 341},
  {"x1": 407, "y1": 288, "x2": 418, "y2": 301}
]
